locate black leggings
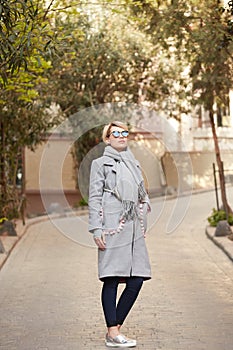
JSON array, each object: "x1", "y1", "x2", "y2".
[{"x1": 101, "y1": 276, "x2": 144, "y2": 328}]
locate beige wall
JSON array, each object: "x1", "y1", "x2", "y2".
[
  {"x1": 129, "y1": 140, "x2": 166, "y2": 196},
  {"x1": 24, "y1": 138, "x2": 79, "y2": 215},
  {"x1": 162, "y1": 151, "x2": 233, "y2": 190},
  {"x1": 24, "y1": 136, "x2": 233, "y2": 215},
  {"x1": 25, "y1": 139, "x2": 76, "y2": 191}
]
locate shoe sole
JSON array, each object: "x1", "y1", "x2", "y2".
[{"x1": 105, "y1": 341, "x2": 136, "y2": 348}]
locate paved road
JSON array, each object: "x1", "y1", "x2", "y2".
[{"x1": 0, "y1": 188, "x2": 233, "y2": 350}]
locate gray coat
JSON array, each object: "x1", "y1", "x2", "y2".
[{"x1": 88, "y1": 154, "x2": 151, "y2": 281}]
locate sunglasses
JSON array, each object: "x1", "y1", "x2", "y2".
[{"x1": 110, "y1": 130, "x2": 129, "y2": 138}]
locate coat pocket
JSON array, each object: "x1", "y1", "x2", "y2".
[{"x1": 102, "y1": 201, "x2": 123, "y2": 231}]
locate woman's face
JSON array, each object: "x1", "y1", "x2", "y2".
[{"x1": 107, "y1": 126, "x2": 128, "y2": 152}]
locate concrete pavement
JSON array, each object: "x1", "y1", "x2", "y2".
[
  {"x1": 205, "y1": 225, "x2": 233, "y2": 262},
  {"x1": 0, "y1": 188, "x2": 233, "y2": 350}
]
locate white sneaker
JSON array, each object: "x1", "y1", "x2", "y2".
[{"x1": 105, "y1": 334, "x2": 136, "y2": 348}]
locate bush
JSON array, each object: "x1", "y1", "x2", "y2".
[
  {"x1": 207, "y1": 208, "x2": 233, "y2": 227},
  {"x1": 79, "y1": 198, "x2": 88, "y2": 207}
]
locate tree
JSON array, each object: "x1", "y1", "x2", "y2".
[
  {"x1": 0, "y1": 0, "x2": 64, "y2": 218},
  {"x1": 131, "y1": 0, "x2": 233, "y2": 214},
  {"x1": 0, "y1": 0, "x2": 59, "y2": 82},
  {"x1": 43, "y1": 5, "x2": 154, "y2": 189},
  {"x1": 0, "y1": 57, "x2": 60, "y2": 218},
  {"x1": 45, "y1": 9, "x2": 154, "y2": 112},
  {"x1": 187, "y1": 0, "x2": 233, "y2": 215}
]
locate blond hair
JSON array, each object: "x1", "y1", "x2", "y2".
[{"x1": 102, "y1": 121, "x2": 129, "y2": 144}]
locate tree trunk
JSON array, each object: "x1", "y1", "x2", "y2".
[
  {"x1": 0, "y1": 238, "x2": 5, "y2": 254},
  {"x1": 209, "y1": 109, "x2": 233, "y2": 215},
  {"x1": 0, "y1": 119, "x2": 7, "y2": 217}
]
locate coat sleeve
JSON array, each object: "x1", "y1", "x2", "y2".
[{"x1": 88, "y1": 159, "x2": 105, "y2": 235}]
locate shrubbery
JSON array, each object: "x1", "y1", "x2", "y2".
[{"x1": 208, "y1": 208, "x2": 233, "y2": 227}]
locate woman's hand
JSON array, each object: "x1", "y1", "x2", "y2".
[{"x1": 94, "y1": 233, "x2": 106, "y2": 251}]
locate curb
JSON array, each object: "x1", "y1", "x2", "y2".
[
  {"x1": 0, "y1": 209, "x2": 89, "y2": 270},
  {"x1": 205, "y1": 225, "x2": 233, "y2": 262}
]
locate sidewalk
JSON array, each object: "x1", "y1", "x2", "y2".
[
  {"x1": 0, "y1": 210, "x2": 89, "y2": 270},
  {"x1": 1, "y1": 190, "x2": 233, "y2": 350},
  {"x1": 0, "y1": 216, "x2": 45, "y2": 270},
  {"x1": 1, "y1": 191, "x2": 233, "y2": 270},
  {"x1": 2, "y1": 219, "x2": 233, "y2": 273}
]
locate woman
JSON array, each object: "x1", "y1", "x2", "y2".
[{"x1": 88, "y1": 121, "x2": 151, "y2": 348}]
